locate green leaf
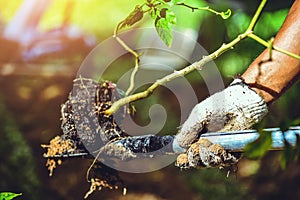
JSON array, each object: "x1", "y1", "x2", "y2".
[
  {"x1": 159, "y1": 8, "x2": 176, "y2": 22},
  {"x1": 0, "y1": 192, "x2": 22, "y2": 200},
  {"x1": 279, "y1": 118, "x2": 300, "y2": 132},
  {"x1": 225, "y1": 11, "x2": 251, "y2": 39},
  {"x1": 149, "y1": 7, "x2": 158, "y2": 20},
  {"x1": 171, "y1": 0, "x2": 185, "y2": 3},
  {"x1": 155, "y1": 17, "x2": 173, "y2": 47},
  {"x1": 244, "y1": 130, "x2": 272, "y2": 159},
  {"x1": 165, "y1": 9, "x2": 176, "y2": 24},
  {"x1": 152, "y1": 8, "x2": 176, "y2": 47},
  {"x1": 279, "y1": 133, "x2": 300, "y2": 169},
  {"x1": 118, "y1": 5, "x2": 144, "y2": 31},
  {"x1": 220, "y1": 9, "x2": 231, "y2": 19},
  {"x1": 279, "y1": 137, "x2": 295, "y2": 169},
  {"x1": 295, "y1": 134, "x2": 300, "y2": 161},
  {"x1": 164, "y1": 0, "x2": 185, "y2": 6}
]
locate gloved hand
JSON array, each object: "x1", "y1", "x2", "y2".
[{"x1": 172, "y1": 78, "x2": 268, "y2": 168}]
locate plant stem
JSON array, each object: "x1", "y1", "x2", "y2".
[
  {"x1": 105, "y1": 30, "x2": 253, "y2": 116},
  {"x1": 114, "y1": 26, "x2": 141, "y2": 96},
  {"x1": 176, "y1": 3, "x2": 230, "y2": 18},
  {"x1": 248, "y1": 33, "x2": 300, "y2": 60},
  {"x1": 268, "y1": 37, "x2": 274, "y2": 60},
  {"x1": 247, "y1": 0, "x2": 267, "y2": 31},
  {"x1": 126, "y1": 54, "x2": 140, "y2": 96},
  {"x1": 248, "y1": 33, "x2": 269, "y2": 47}
]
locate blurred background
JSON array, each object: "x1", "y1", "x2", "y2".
[{"x1": 0, "y1": 0, "x2": 300, "y2": 199}]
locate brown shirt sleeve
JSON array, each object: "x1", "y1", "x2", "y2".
[{"x1": 242, "y1": 0, "x2": 300, "y2": 104}]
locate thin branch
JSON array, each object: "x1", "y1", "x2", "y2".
[
  {"x1": 126, "y1": 53, "x2": 141, "y2": 96},
  {"x1": 247, "y1": 0, "x2": 267, "y2": 31},
  {"x1": 113, "y1": 26, "x2": 141, "y2": 96},
  {"x1": 175, "y1": 3, "x2": 198, "y2": 12},
  {"x1": 268, "y1": 37, "x2": 274, "y2": 60},
  {"x1": 105, "y1": 30, "x2": 253, "y2": 116},
  {"x1": 248, "y1": 33, "x2": 300, "y2": 60},
  {"x1": 176, "y1": 3, "x2": 231, "y2": 19}
]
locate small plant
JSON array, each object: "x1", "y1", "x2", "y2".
[{"x1": 0, "y1": 192, "x2": 22, "y2": 200}]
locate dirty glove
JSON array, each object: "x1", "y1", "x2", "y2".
[{"x1": 172, "y1": 78, "x2": 268, "y2": 168}]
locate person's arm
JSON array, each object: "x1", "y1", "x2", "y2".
[
  {"x1": 173, "y1": 0, "x2": 300, "y2": 168},
  {"x1": 242, "y1": 0, "x2": 300, "y2": 104}
]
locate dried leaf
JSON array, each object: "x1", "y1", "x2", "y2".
[{"x1": 118, "y1": 5, "x2": 144, "y2": 31}]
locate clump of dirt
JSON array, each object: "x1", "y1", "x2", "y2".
[
  {"x1": 84, "y1": 162, "x2": 126, "y2": 199},
  {"x1": 42, "y1": 77, "x2": 128, "y2": 157},
  {"x1": 60, "y1": 77, "x2": 128, "y2": 152},
  {"x1": 176, "y1": 138, "x2": 236, "y2": 169},
  {"x1": 41, "y1": 136, "x2": 75, "y2": 176},
  {"x1": 175, "y1": 138, "x2": 240, "y2": 176},
  {"x1": 41, "y1": 77, "x2": 128, "y2": 196}
]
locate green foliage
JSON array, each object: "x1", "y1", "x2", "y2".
[
  {"x1": 0, "y1": 192, "x2": 22, "y2": 200},
  {"x1": 279, "y1": 119, "x2": 298, "y2": 132},
  {"x1": 0, "y1": 98, "x2": 40, "y2": 200},
  {"x1": 163, "y1": 0, "x2": 185, "y2": 6},
  {"x1": 115, "y1": 0, "x2": 178, "y2": 46},
  {"x1": 278, "y1": 119, "x2": 300, "y2": 169},
  {"x1": 222, "y1": 8, "x2": 289, "y2": 76},
  {"x1": 154, "y1": 8, "x2": 176, "y2": 47},
  {"x1": 149, "y1": 5, "x2": 177, "y2": 47},
  {"x1": 116, "y1": 0, "x2": 231, "y2": 47},
  {"x1": 226, "y1": 9, "x2": 288, "y2": 40},
  {"x1": 279, "y1": 134, "x2": 300, "y2": 169},
  {"x1": 254, "y1": 9, "x2": 289, "y2": 39},
  {"x1": 183, "y1": 169, "x2": 247, "y2": 199},
  {"x1": 218, "y1": 52, "x2": 250, "y2": 76},
  {"x1": 244, "y1": 130, "x2": 273, "y2": 159},
  {"x1": 226, "y1": 11, "x2": 251, "y2": 39}
]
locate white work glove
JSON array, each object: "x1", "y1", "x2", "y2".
[{"x1": 173, "y1": 78, "x2": 268, "y2": 168}]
